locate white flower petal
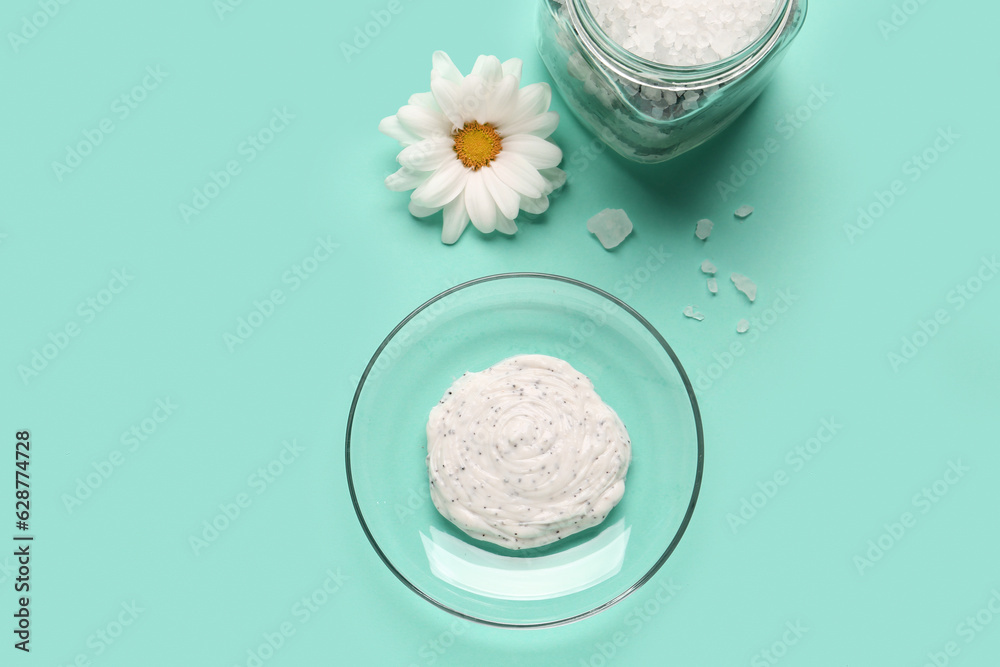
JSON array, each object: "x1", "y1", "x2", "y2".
[
  {"x1": 540, "y1": 167, "x2": 567, "y2": 194},
  {"x1": 441, "y1": 192, "x2": 470, "y2": 244},
  {"x1": 430, "y1": 76, "x2": 466, "y2": 130},
  {"x1": 500, "y1": 110, "x2": 560, "y2": 139},
  {"x1": 397, "y1": 104, "x2": 452, "y2": 141},
  {"x1": 408, "y1": 200, "x2": 442, "y2": 218},
  {"x1": 397, "y1": 138, "x2": 454, "y2": 172},
  {"x1": 501, "y1": 58, "x2": 523, "y2": 84},
  {"x1": 464, "y1": 171, "x2": 497, "y2": 233},
  {"x1": 503, "y1": 135, "x2": 562, "y2": 169},
  {"x1": 482, "y1": 75, "x2": 519, "y2": 127},
  {"x1": 520, "y1": 194, "x2": 549, "y2": 215},
  {"x1": 495, "y1": 214, "x2": 518, "y2": 235},
  {"x1": 408, "y1": 91, "x2": 440, "y2": 111},
  {"x1": 490, "y1": 152, "x2": 546, "y2": 199},
  {"x1": 385, "y1": 167, "x2": 428, "y2": 192},
  {"x1": 432, "y1": 51, "x2": 463, "y2": 84},
  {"x1": 379, "y1": 115, "x2": 422, "y2": 146},
  {"x1": 481, "y1": 167, "x2": 520, "y2": 220},
  {"x1": 459, "y1": 74, "x2": 490, "y2": 126},
  {"x1": 411, "y1": 159, "x2": 469, "y2": 209},
  {"x1": 507, "y1": 83, "x2": 553, "y2": 126},
  {"x1": 471, "y1": 55, "x2": 503, "y2": 86}
]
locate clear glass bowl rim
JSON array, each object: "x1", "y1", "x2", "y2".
[{"x1": 345, "y1": 272, "x2": 706, "y2": 628}]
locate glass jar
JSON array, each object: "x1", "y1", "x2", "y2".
[{"x1": 537, "y1": 0, "x2": 807, "y2": 163}]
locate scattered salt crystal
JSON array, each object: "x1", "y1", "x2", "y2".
[
  {"x1": 585, "y1": 0, "x2": 780, "y2": 66},
  {"x1": 737, "y1": 319, "x2": 750, "y2": 334},
  {"x1": 683, "y1": 306, "x2": 705, "y2": 321},
  {"x1": 701, "y1": 260, "x2": 717, "y2": 275},
  {"x1": 731, "y1": 273, "x2": 757, "y2": 301},
  {"x1": 587, "y1": 208, "x2": 633, "y2": 249},
  {"x1": 695, "y1": 218, "x2": 713, "y2": 240},
  {"x1": 735, "y1": 205, "x2": 754, "y2": 219},
  {"x1": 707, "y1": 278, "x2": 718, "y2": 294}
]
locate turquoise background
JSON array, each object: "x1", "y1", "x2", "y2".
[{"x1": 2, "y1": 0, "x2": 999, "y2": 664}]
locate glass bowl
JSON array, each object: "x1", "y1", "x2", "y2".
[{"x1": 346, "y1": 273, "x2": 703, "y2": 628}]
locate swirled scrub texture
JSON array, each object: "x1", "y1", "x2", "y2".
[{"x1": 426, "y1": 355, "x2": 631, "y2": 550}]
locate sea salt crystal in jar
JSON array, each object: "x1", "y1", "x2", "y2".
[{"x1": 537, "y1": 0, "x2": 807, "y2": 163}]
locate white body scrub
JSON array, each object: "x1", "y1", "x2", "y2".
[{"x1": 426, "y1": 355, "x2": 631, "y2": 550}]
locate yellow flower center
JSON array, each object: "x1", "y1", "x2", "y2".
[{"x1": 453, "y1": 121, "x2": 502, "y2": 171}]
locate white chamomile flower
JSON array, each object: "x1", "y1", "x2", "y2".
[{"x1": 379, "y1": 51, "x2": 566, "y2": 244}]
